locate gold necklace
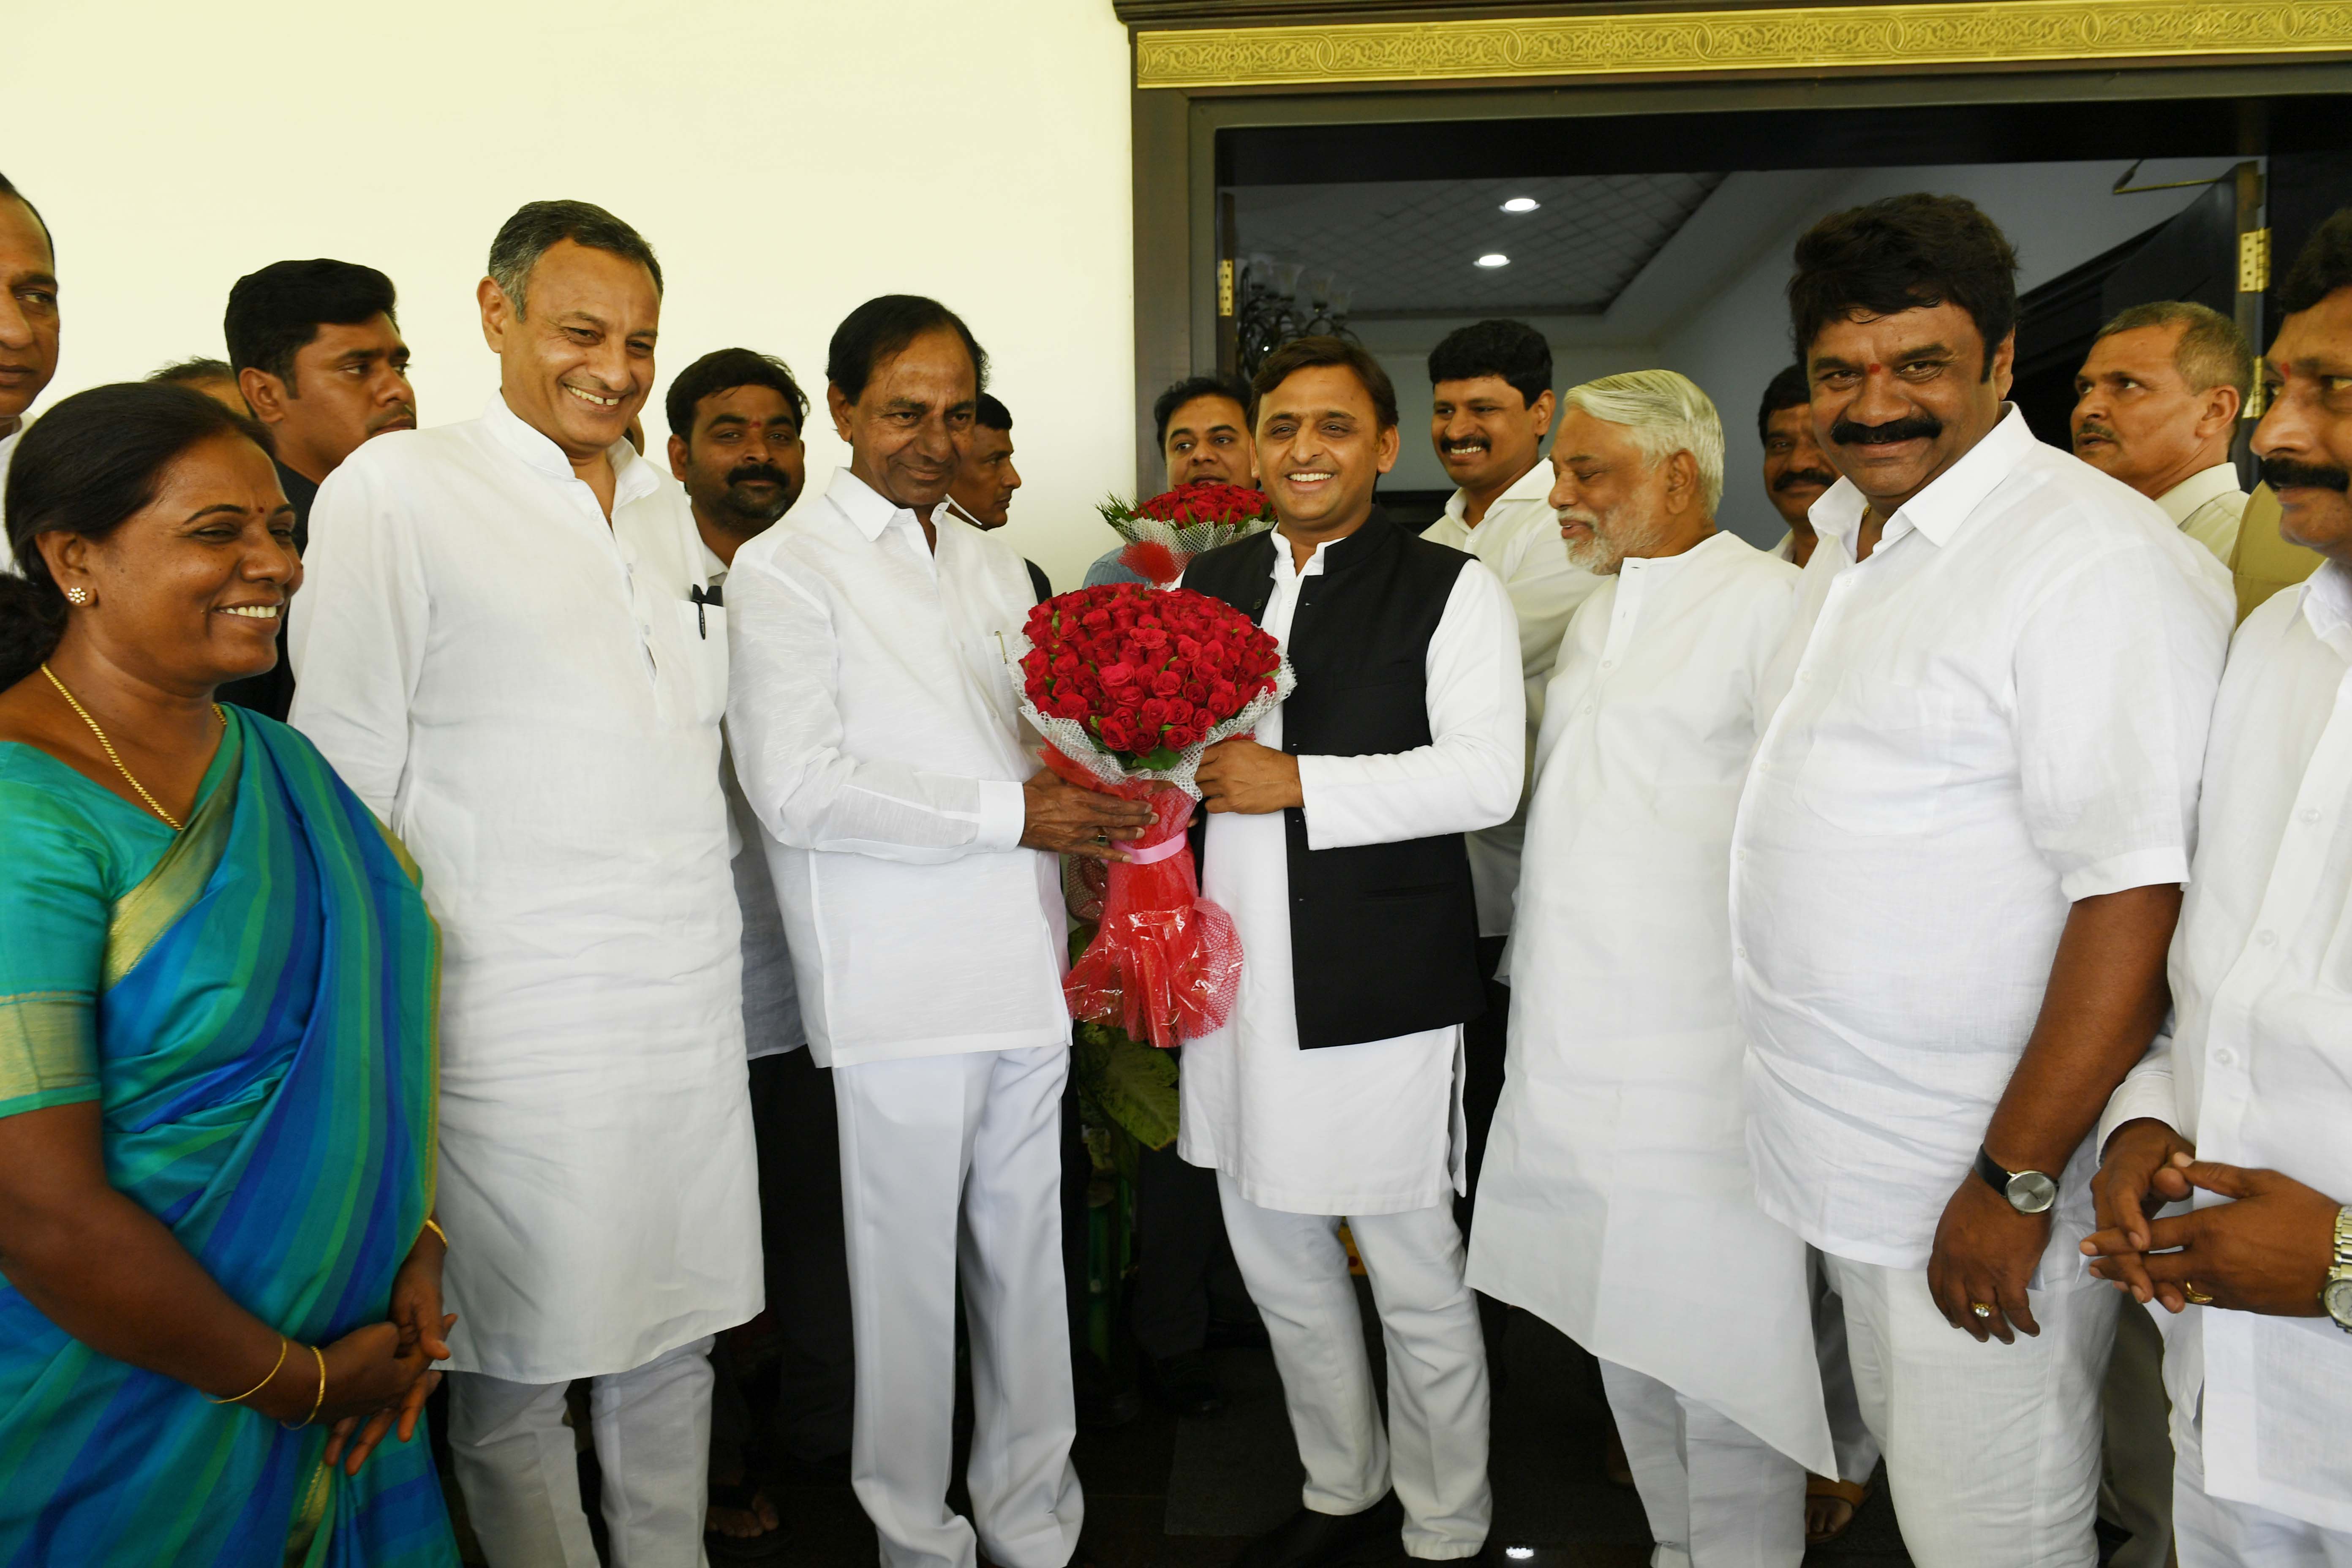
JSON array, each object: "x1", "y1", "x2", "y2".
[{"x1": 40, "y1": 663, "x2": 225, "y2": 832}]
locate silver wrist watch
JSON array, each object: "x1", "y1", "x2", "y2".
[
  {"x1": 2323, "y1": 1206, "x2": 2352, "y2": 1334},
  {"x1": 1975, "y1": 1145, "x2": 2058, "y2": 1215}
]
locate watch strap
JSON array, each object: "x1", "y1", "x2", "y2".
[{"x1": 1973, "y1": 1145, "x2": 2012, "y2": 1199}]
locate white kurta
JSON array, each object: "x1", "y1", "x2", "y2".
[
  {"x1": 1177, "y1": 539, "x2": 1524, "y2": 1216},
  {"x1": 2100, "y1": 564, "x2": 2352, "y2": 1538},
  {"x1": 723, "y1": 467, "x2": 1068, "y2": 1068},
  {"x1": 2157, "y1": 461, "x2": 2249, "y2": 568},
  {"x1": 1470, "y1": 531, "x2": 1833, "y2": 1476},
  {"x1": 289, "y1": 392, "x2": 759, "y2": 1383},
  {"x1": 1423, "y1": 463, "x2": 1602, "y2": 936}
]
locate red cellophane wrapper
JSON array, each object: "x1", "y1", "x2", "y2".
[{"x1": 1044, "y1": 744, "x2": 1243, "y2": 1050}]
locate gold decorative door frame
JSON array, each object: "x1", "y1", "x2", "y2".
[{"x1": 1119, "y1": 0, "x2": 2352, "y2": 492}]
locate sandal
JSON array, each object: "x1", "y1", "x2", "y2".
[
  {"x1": 1805, "y1": 1474, "x2": 1870, "y2": 1545},
  {"x1": 705, "y1": 1479, "x2": 785, "y2": 1563}
]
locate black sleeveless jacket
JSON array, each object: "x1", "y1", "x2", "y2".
[{"x1": 1184, "y1": 509, "x2": 1486, "y2": 1049}]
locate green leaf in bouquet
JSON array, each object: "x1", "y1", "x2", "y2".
[
  {"x1": 1137, "y1": 744, "x2": 1181, "y2": 770},
  {"x1": 1070, "y1": 1018, "x2": 1181, "y2": 1153}
]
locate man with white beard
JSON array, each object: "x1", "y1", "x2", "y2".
[{"x1": 1470, "y1": 371, "x2": 1830, "y2": 1568}]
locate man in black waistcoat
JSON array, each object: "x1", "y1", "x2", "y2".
[{"x1": 1180, "y1": 337, "x2": 1526, "y2": 1568}]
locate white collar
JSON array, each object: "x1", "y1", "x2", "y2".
[
  {"x1": 481, "y1": 391, "x2": 658, "y2": 506},
  {"x1": 1442, "y1": 455, "x2": 1552, "y2": 524},
  {"x1": 827, "y1": 466, "x2": 937, "y2": 543},
  {"x1": 2156, "y1": 462, "x2": 2246, "y2": 529},
  {"x1": 1810, "y1": 405, "x2": 2036, "y2": 557},
  {"x1": 2298, "y1": 559, "x2": 2352, "y2": 642}
]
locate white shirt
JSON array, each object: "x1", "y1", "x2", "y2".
[
  {"x1": 724, "y1": 467, "x2": 1068, "y2": 1069},
  {"x1": 1423, "y1": 464, "x2": 1601, "y2": 936},
  {"x1": 2100, "y1": 564, "x2": 2352, "y2": 1533},
  {"x1": 1178, "y1": 536, "x2": 1524, "y2": 1215},
  {"x1": 1472, "y1": 531, "x2": 1833, "y2": 1471},
  {"x1": 2157, "y1": 460, "x2": 2249, "y2": 567},
  {"x1": 288, "y1": 394, "x2": 758, "y2": 1383},
  {"x1": 1733, "y1": 408, "x2": 2233, "y2": 1279}
]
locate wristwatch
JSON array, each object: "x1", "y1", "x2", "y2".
[
  {"x1": 2323, "y1": 1206, "x2": 2352, "y2": 1334},
  {"x1": 1975, "y1": 1145, "x2": 2059, "y2": 1215}
]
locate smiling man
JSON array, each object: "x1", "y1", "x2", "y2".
[
  {"x1": 0, "y1": 171, "x2": 58, "y2": 564},
  {"x1": 1182, "y1": 336, "x2": 1522, "y2": 1568},
  {"x1": 2072, "y1": 300, "x2": 2252, "y2": 565},
  {"x1": 290, "y1": 200, "x2": 760, "y2": 1568},
  {"x1": 1085, "y1": 373, "x2": 1260, "y2": 587},
  {"x1": 215, "y1": 259, "x2": 416, "y2": 720},
  {"x1": 1757, "y1": 362, "x2": 1838, "y2": 566},
  {"x1": 1727, "y1": 194, "x2": 2234, "y2": 1568},
  {"x1": 726, "y1": 296, "x2": 1149, "y2": 1568}
]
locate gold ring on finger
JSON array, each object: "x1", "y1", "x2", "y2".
[
  {"x1": 1971, "y1": 1302, "x2": 1993, "y2": 1319},
  {"x1": 2183, "y1": 1281, "x2": 2214, "y2": 1305}
]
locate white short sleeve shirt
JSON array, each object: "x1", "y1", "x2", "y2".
[{"x1": 1732, "y1": 408, "x2": 2233, "y2": 1276}]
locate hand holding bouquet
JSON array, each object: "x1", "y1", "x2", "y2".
[
  {"x1": 1097, "y1": 481, "x2": 1278, "y2": 586},
  {"x1": 1018, "y1": 582, "x2": 1293, "y2": 1048}
]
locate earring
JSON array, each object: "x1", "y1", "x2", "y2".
[{"x1": 64, "y1": 586, "x2": 91, "y2": 606}]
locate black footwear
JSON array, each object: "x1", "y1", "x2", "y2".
[
  {"x1": 1147, "y1": 1349, "x2": 1225, "y2": 1418},
  {"x1": 1232, "y1": 1493, "x2": 1403, "y2": 1568},
  {"x1": 1073, "y1": 1354, "x2": 1143, "y2": 1431}
]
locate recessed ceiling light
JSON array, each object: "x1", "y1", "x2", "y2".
[
  {"x1": 1501, "y1": 197, "x2": 1540, "y2": 213},
  {"x1": 1476, "y1": 253, "x2": 1511, "y2": 268}
]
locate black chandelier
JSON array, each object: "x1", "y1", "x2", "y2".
[{"x1": 1233, "y1": 253, "x2": 1357, "y2": 378}]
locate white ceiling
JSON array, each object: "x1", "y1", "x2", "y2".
[{"x1": 1230, "y1": 172, "x2": 1729, "y2": 316}]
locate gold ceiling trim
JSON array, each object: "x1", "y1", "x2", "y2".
[{"x1": 1134, "y1": 1, "x2": 2352, "y2": 88}]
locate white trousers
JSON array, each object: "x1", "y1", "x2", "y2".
[
  {"x1": 2174, "y1": 1379, "x2": 2352, "y2": 1567},
  {"x1": 1807, "y1": 1248, "x2": 1881, "y2": 1486},
  {"x1": 1821, "y1": 1252, "x2": 2120, "y2": 1568},
  {"x1": 833, "y1": 1044, "x2": 1082, "y2": 1568},
  {"x1": 1599, "y1": 1360, "x2": 1805, "y2": 1568},
  {"x1": 1217, "y1": 1174, "x2": 1492, "y2": 1560},
  {"x1": 447, "y1": 1335, "x2": 716, "y2": 1568}
]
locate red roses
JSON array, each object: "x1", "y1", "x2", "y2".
[
  {"x1": 1130, "y1": 482, "x2": 1277, "y2": 529},
  {"x1": 1019, "y1": 583, "x2": 1281, "y2": 770},
  {"x1": 1095, "y1": 481, "x2": 1281, "y2": 586}
]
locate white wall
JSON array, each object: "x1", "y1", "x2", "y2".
[{"x1": 3, "y1": 0, "x2": 1136, "y2": 591}]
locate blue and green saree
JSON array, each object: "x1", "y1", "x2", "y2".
[{"x1": 0, "y1": 706, "x2": 457, "y2": 1566}]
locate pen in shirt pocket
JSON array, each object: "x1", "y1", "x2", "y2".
[{"x1": 690, "y1": 583, "x2": 723, "y2": 638}]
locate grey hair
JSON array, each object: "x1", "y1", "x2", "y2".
[
  {"x1": 1561, "y1": 369, "x2": 1726, "y2": 514},
  {"x1": 487, "y1": 199, "x2": 662, "y2": 318},
  {"x1": 2093, "y1": 299, "x2": 2253, "y2": 401}
]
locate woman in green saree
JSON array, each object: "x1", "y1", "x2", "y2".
[{"x1": 0, "y1": 383, "x2": 459, "y2": 1566}]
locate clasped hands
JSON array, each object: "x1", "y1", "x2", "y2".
[
  {"x1": 274, "y1": 1225, "x2": 455, "y2": 1476},
  {"x1": 2078, "y1": 1119, "x2": 2338, "y2": 1318}
]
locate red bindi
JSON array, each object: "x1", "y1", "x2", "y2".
[{"x1": 1866, "y1": 363, "x2": 1885, "y2": 375}]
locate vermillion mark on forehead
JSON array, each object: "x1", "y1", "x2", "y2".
[{"x1": 1867, "y1": 364, "x2": 1885, "y2": 375}]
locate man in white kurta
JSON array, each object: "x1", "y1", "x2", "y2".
[
  {"x1": 725, "y1": 297, "x2": 1150, "y2": 1568},
  {"x1": 1184, "y1": 340, "x2": 1522, "y2": 1566},
  {"x1": 2070, "y1": 299, "x2": 2254, "y2": 568},
  {"x1": 1470, "y1": 372, "x2": 1829, "y2": 1568},
  {"x1": 2085, "y1": 227, "x2": 2352, "y2": 1568},
  {"x1": 290, "y1": 203, "x2": 759, "y2": 1568},
  {"x1": 1736, "y1": 196, "x2": 2232, "y2": 1568}
]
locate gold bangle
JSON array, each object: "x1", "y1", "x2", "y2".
[
  {"x1": 210, "y1": 1334, "x2": 289, "y2": 1406},
  {"x1": 281, "y1": 1345, "x2": 327, "y2": 1429},
  {"x1": 422, "y1": 1217, "x2": 448, "y2": 1249}
]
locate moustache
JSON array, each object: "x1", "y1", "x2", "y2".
[
  {"x1": 1830, "y1": 414, "x2": 1943, "y2": 447},
  {"x1": 2260, "y1": 455, "x2": 2352, "y2": 493},
  {"x1": 2074, "y1": 421, "x2": 2118, "y2": 447},
  {"x1": 1773, "y1": 467, "x2": 1838, "y2": 493},
  {"x1": 726, "y1": 464, "x2": 791, "y2": 490}
]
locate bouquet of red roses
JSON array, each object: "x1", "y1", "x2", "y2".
[
  {"x1": 1096, "y1": 481, "x2": 1278, "y2": 586},
  {"x1": 1018, "y1": 581, "x2": 1292, "y2": 1048}
]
